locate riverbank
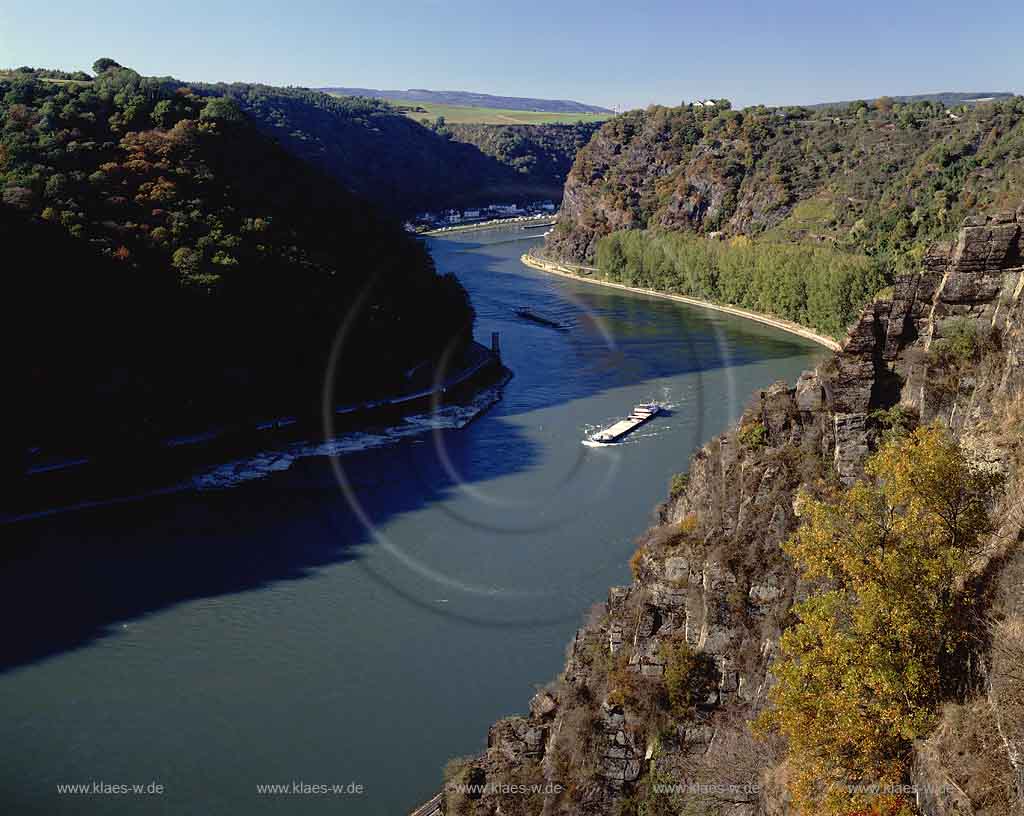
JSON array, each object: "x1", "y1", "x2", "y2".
[
  {"x1": 0, "y1": 227, "x2": 831, "y2": 816},
  {"x1": 4, "y1": 343, "x2": 512, "y2": 525},
  {"x1": 520, "y1": 253, "x2": 843, "y2": 351},
  {"x1": 421, "y1": 215, "x2": 555, "y2": 236}
]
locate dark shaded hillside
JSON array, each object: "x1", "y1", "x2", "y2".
[
  {"x1": 198, "y1": 83, "x2": 590, "y2": 215},
  {"x1": 0, "y1": 66, "x2": 472, "y2": 468},
  {"x1": 447, "y1": 122, "x2": 601, "y2": 191},
  {"x1": 547, "y1": 97, "x2": 1024, "y2": 267}
]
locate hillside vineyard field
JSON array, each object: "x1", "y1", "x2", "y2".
[{"x1": 379, "y1": 98, "x2": 610, "y2": 125}]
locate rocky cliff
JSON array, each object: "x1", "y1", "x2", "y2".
[
  {"x1": 433, "y1": 211, "x2": 1024, "y2": 816},
  {"x1": 544, "y1": 99, "x2": 1024, "y2": 265}
]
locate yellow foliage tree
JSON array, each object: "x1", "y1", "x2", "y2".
[{"x1": 760, "y1": 424, "x2": 1001, "y2": 815}]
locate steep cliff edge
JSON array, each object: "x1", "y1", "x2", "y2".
[
  {"x1": 544, "y1": 100, "x2": 1024, "y2": 265},
  {"x1": 433, "y1": 210, "x2": 1024, "y2": 816}
]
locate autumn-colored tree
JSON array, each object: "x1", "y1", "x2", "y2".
[
  {"x1": 875, "y1": 95, "x2": 895, "y2": 113},
  {"x1": 135, "y1": 177, "x2": 177, "y2": 205},
  {"x1": 760, "y1": 424, "x2": 1002, "y2": 815}
]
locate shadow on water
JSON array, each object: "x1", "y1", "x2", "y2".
[
  {"x1": 432, "y1": 231, "x2": 823, "y2": 416},
  {"x1": 0, "y1": 411, "x2": 543, "y2": 673},
  {"x1": 1, "y1": 229, "x2": 825, "y2": 673}
]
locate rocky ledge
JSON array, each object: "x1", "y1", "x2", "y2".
[{"x1": 426, "y1": 209, "x2": 1024, "y2": 816}]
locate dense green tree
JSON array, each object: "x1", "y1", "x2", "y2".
[
  {"x1": 150, "y1": 99, "x2": 176, "y2": 127},
  {"x1": 199, "y1": 96, "x2": 242, "y2": 122},
  {"x1": 92, "y1": 57, "x2": 121, "y2": 74},
  {"x1": 595, "y1": 229, "x2": 887, "y2": 338}
]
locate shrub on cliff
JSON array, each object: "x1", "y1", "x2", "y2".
[
  {"x1": 668, "y1": 472, "x2": 690, "y2": 499},
  {"x1": 868, "y1": 405, "x2": 918, "y2": 445},
  {"x1": 738, "y1": 421, "x2": 769, "y2": 449},
  {"x1": 929, "y1": 317, "x2": 989, "y2": 367},
  {"x1": 759, "y1": 425, "x2": 1003, "y2": 815},
  {"x1": 925, "y1": 318, "x2": 1000, "y2": 405},
  {"x1": 660, "y1": 637, "x2": 716, "y2": 719}
]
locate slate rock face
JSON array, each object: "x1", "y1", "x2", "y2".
[
  {"x1": 427, "y1": 212, "x2": 1024, "y2": 816},
  {"x1": 543, "y1": 105, "x2": 1024, "y2": 266},
  {"x1": 487, "y1": 716, "x2": 547, "y2": 762}
]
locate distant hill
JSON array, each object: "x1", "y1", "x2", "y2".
[
  {"x1": 201, "y1": 83, "x2": 599, "y2": 215},
  {"x1": 317, "y1": 87, "x2": 612, "y2": 114},
  {"x1": 808, "y1": 91, "x2": 1016, "y2": 109}
]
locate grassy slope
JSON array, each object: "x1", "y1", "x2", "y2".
[
  {"x1": 377, "y1": 97, "x2": 609, "y2": 125},
  {"x1": 0, "y1": 71, "x2": 91, "y2": 87}
]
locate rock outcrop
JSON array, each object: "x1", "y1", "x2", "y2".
[
  {"x1": 432, "y1": 211, "x2": 1024, "y2": 816},
  {"x1": 544, "y1": 101, "x2": 1024, "y2": 265}
]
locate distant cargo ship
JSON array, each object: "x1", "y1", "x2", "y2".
[
  {"x1": 514, "y1": 308, "x2": 568, "y2": 331},
  {"x1": 589, "y1": 404, "x2": 662, "y2": 444}
]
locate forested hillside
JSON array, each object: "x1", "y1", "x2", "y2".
[
  {"x1": 549, "y1": 97, "x2": 1024, "y2": 268},
  {"x1": 446, "y1": 122, "x2": 600, "y2": 189},
  {"x1": 539, "y1": 96, "x2": 1024, "y2": 342},
  {"x1": 1, "y1": 63, "x2": 472, "y2": 465},
  {"x1": 198, "y1": 83, "x2": 592, "y2": 215},
  {"x1": 809, "y1": 91, "x2": 1015, "y2": 110}
]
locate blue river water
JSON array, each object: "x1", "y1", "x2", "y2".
[{"x1": 0, "y1": 227, "x2": 826, "y2": 814}]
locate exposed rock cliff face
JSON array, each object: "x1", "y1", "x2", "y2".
[
  {"x1": 436, "y1": 211, "x2": 1024, "y2": 816},
  {"x1": 544, "y1": 100, "x2": 1024, "y2": 264},
  {"x1": 549, "y1": 122, "x2": 797, "y2": 262}
]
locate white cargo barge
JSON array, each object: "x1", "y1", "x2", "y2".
[{"x1": 588, "y1": 404, "x2": 662, "y2": 444}]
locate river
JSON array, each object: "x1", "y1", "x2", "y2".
[{"x1": 0, "y1": 227, "x2": 826, "y2": 815}]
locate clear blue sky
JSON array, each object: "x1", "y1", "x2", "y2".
[{"x1": 3, "y1": 0, "x2": 1021, "y2": 110}]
